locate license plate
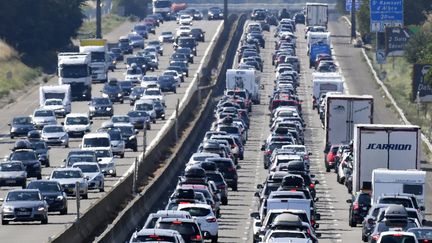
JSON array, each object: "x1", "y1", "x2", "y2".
[
  {"x1": 16, "y1": 212, "x2": 30, "y2": 216},
  {"x1": 6, "y1": 180, "x2": 15, "y2": 184}
]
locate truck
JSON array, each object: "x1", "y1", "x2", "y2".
[
  {"x1": 307, "y1": 31, "x2": 331, "y2": 54},
  {"x1": 372, "y1": 168, "x2": 426, "y2": 209},
  {"x1": 152, "y1": 0, "x2": 173, "y2": 20},
  {"x1": 226, "y1": 69, "x2": 261, "y2": 104},
  {"x1": 57, "y1": 53, "x2": 92, "y2": 101},
  {"x1": 39, "y1": 85, "x2": 72, "y2": 117},
  {"x1": 353, "y1": 124, "x2": 421, "y2": 194},
  {"x1": 79, "y1": 39, "x2": 109, "y2": 83},
  {"x1": 312, "y1": 72, "x2": 344, "y2": 109},
  {"x1": 325, "y1": 94, "x2": 374, "y2": 147},
  {"x1": 306, "y1": 3, "x2": 328, "y2": 28}
]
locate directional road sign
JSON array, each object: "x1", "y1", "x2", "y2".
[
  {"x1": 370, "y1": 0, "x2": 404, "y2": 32},
  {"x1": 345, "y1": 0, "x2": 362, "y2": 12},
  {"x1": 385, "y1": 27, "x2": 410, "y2": 56}
]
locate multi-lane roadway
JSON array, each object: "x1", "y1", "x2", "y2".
[{"x1": 0, "y1": 19, "x2": 222, "y2": 242}]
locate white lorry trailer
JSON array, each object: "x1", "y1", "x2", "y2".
[
  {"x1": 307, "y1": 31, "x2": 331, "y2": 54},
  {"x1": 306, "y1": 3, "x2": 328, "y2": 28},
  {"x1": 79, "y1": 39, "x2": 109, "y2": 83},
  {"x1": 57, "y1": 52, "x2": 92, "y2": 101},
  {"x1": 353, "y1": 124, "x2": 421, "y2": 193},
  {"x1": 325, "y1": 94, "x2": 373, "y2": 147},
  {"x1": 372, "y1": 168, "x2": 426, "y2": 208},
  {"x1": 39, "y1": 85, "x2": 72, "y2": 117},
  {"x1": 312, "y1": 72, "x2": 344, "y2": 109},
  {"x1": 226, "y1": 69, "x2": 260, "y2": 104}
]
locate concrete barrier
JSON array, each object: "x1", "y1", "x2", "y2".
[{"x1": 50, "y1": 15, "x2": 239, "y2": 243}]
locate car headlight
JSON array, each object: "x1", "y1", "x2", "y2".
[
  {"x1": 117, "y1": 93, "x2": 122, "y2": 97},
  {"x1": 89, "y1": 106, "x2": 95, "y2": 111},
  {"x1": 37, "y1": 205, "x2": 45, "y2": 211},
  {"x1": 129, "y1": 135, "x2": 136, "y2": 140},
  {"x1": 102, "y1": 93, "x2": 109, "y2": 98},
  {"x1": 3, "y1": 206, "x2": 13, "y2": 213},
  {"x1": 106, "y1": 107, "x2": 112, "y2": 111},
  {"x1": 61, "y1": 134, "x2": 68, "y2": 140},
  {"x1": 55, "y1": 195, "x2": 64, "y2": 201}
]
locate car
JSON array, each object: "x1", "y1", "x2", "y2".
[
  {"x1": 176, "y1": 25, "x2": 192, "y2": 37},
  {"x1": 153, "y1": 99, "x2": 166, "y2": 120},
  {"x1": 132, "y1": 24, "x2": 149, "y2": 39},
  {"x1": 49, "y1": 168, "x2": 89, "y2": 199},
  {"x1": 142, "y1": 87, "x2": 166, "y2": 106},
  {"x1": 162, "y1": 70, "x2": 181, "y2": 86},
  {"x1": 126, "y1": 56, "x2": 148, "y2": 72},
  {"x1": 206, "y1": 158, "x2": 238, "y2": 191},
  {"x1": 128, "y1": 110, "x2": 151, "y2": 130},
  {"x1": 8, "y1": 148, "x2": 42, "y2": 179},
  {"x1": 145, "y1": 53, "x2": 159, "y2": 70},
  {"x1": 118, "y1": 36, "x2": 133, "y2": 54},
  {"x1": 155, "y1": 218, "x2": 204, "y2": 243},
  {"x1": 110, "y1": 47, "x2": 124, "y2": 61},
  {"x1": 29, "y1": 140, "x2": 50, "y2": 167},
  {"x1": 32, "y1": 109, "x2": 57, "y2": 129},
  {"x1": 94, "y1": 149, "x2": 117, "y2": 177},
  {"x1": 101, "y1": 79, "x2": 124, "y2": 103},
  {"x1": 113, "y1": 123, "x2": 138, "y2": 152},
  {"x1": 158, "y1": 75, "x2": 177, "y2": 93},
  {"x1": 376, "y1": 231, "x2": 418, "y2": 243},
  {"x1": 178, "y1": 14, "x2": 193, "y2": 25},
  {"x1": 0, "y1": 161, "x2": 27, "y2": 188},
  {"x1": 63, "y1": 113, "x2": 92, "y2": 137},
  {"x1": 408, "y1": 227, "x2": 432, "y2": 243},
  {"x1": 170, "y1": 61, "x2": 189, "y2": 77},
  {"x1": 208, "y1": 7, "x2": 223, "y2": 20},
  {"x1": 134, "y1": 99, "x2": 157, "y2": 123},
  {"x1": 100, "y1": 128, "x2": 125, "y2": 158},
  {"x1": 190, "y1": 28, "x2": 205, "y2": 42},
  {"x1": 41, "y1": 125, "x2": 69, "y2": 148},
  {"x1": 129, "y1": 228, "x2": 185, "y2": 243},
  {"x1": 9, "y1": 116, "x2": 36, "y2": 139},
  {"x1": 118, "y1": 80, "x2": 134, "y2": 97},
  {"x1": 206, "y1": 171, "x2": 229, "y2": 205},
  {"x1": 1, "y1": 189, "x2": 48, "y2": 225},
  {"x1": 107, "y1": 54, "x2": 116, "y2": 71},
  {"x1": 347, "y1": 191, "x2": 371, "y2": 227},
  {"x1": 27, "y1": 180, "x2": 68, "y2": 215},
  {"x1": 177, "y1": 204, "x2": 219, "y2": 242},
  {"x1": 175, "y1": 47, "x2": 194, "y2": 63},
  {"x1": 159, "y1": 31, "x2": 174, "y2": 43},
  {"x1": 143, "y1": 210, "x2": 192, "y2": 229},
  {"x1": 125, "y1": 64, "x2": 144, "y2": 83},
  {"x1": 64, "y1": 154, "x2": 97, "y2": 167},
  {"x1": 129, "y1": 86, "x2": 146, "y2": 106},
  {"x1": 147, "y1": 40, "x2": 164, "y2": 56},
  {"x1": 88, "y1": 97, "x2": 114, "y2": 118},
  {"x1": 41, "y1": 98, "x2": 67, "y2": 117},
  {"x1": 167, "y1": 66, "x2": 186, "y2": 82},
  {"x1": 72, "y1": 162, "x2": 104, "y2": 192},
  {"x1": 175, "y1": 37, "x2": 197, "y2": 56},
  {"x1": 128, "y1": 33, "x2": 145, "y2": 49},
  {"x1": 361, "y1": 204, "x2": 389, "y2": 242}
]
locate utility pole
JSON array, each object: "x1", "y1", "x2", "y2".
[
  {"x1": 96, "y1": 0, "x2": 102, "y2": 38},
  {"x1": 351, "y1": 0, "x2": 356, "y2": 41},
  {"x1": 223, "y1": 0, "x2": 228, "y2": 25}
]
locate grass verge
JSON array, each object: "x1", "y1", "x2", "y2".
[{"x1": 79, "y1": 14, "x2": 128, "y2": 37}]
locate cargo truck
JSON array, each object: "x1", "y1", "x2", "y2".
[
  {"x1": 226, "y1": 69, "x2": 261, "y2": 104},
  {"x1": 57, "y1": 52, "x2": 92, "y2": 101},
  {"x1": 79, "y1": 39, "x2": 109, "y2": 83},
  {"x1": 306, "y1": 3, "x2": 328, "y2": 28},
  {"x1": 312, "y1": 72, "x2": 344, "y2": 109},
  {"x1": 353, "y1": 124, "x2": 421, "y2": 193},
  {"x1": 325, "y1": 94, "x2": 373, "y2": 147}
]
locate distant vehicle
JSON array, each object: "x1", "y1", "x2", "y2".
[
  {"x1": 8, "y1": 148, "x2": 42, "y2": 179},
  {"x1": 49, "y1": 168, "x2": 89, "y2": 199},
  {"x1": 30, "y1": 141, "x2": 50, "y2": 167},
  {"x1": 101, "y1": 79, "x2": 124, "y2": 103},
  {"x1": 128, "y1": 33, "x2": 145, "y2": 49},
  {"x1": 72, "y1": 162, "x2": 104, "y2": 192},
  {"x1": 1, "y1": 189, "x2": 48, "y2": 225},
  {"x1": 63, "y1": 113, "x2": 92, "y2": 137},
  {"x1": 208, "y1": 7, "x2": 223, "y2": 20},
  {"x1": 9, "y1": 116, "x2": 36, "y2": 139},
  {"x1": 158, "y1": 75, "x2": 177, "y2": 93},
  {"x1": 118, "y1": 36, "x2": 133, "y2": 54},
  {"x1": 159, "y1": 31, "x2": 175, "y2": 43},
  {"x1": 190, "y1": 28, "x2": 205, "y2": 42},
  {"x1": 88, "y1": 97, "x2": 114, "y2": 118},
  {"x1": 41, "y1": 125, "x2": 69, "y2": 148},
  {"x1": 27, "y1": 180, "x2": 68, "y2": 215},
  {"x1": 132, "y1": 24, "x2": 149, "y2": 39},
  {"x1": 0, "y1": 161, "x2": 27, "y2": 188},
  {"x1": 32, "y1": 109, "x2": 57, "y2": 129},
  {"x1": 346, "y1": 192, "x2": 371, "y2": 227}
]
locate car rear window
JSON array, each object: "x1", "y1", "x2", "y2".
[
  {"x1": 379, "y1": 198, "x2": 413, "y2": 208},
  {"x1": 380, "y1": 235, "x2": 416, "y2": 243},
  {"x1": 358, "y1": 193, "x2": 371, "y2": 205},
  {"x1": 157, "y1": 221, "x2": 198, "y2": 235},
  {"x1": 180, "y1": 207, "x2": 210, "y2": 217},
  {"x1": 403, "y1": 184, "x2": 423, "y2": 196},
  {"x1": 131, "y1": 235, "x2": 176, "y2": 242},
  {"x1": 207, "y1": 173, "x2": 224, "y2": 183}
]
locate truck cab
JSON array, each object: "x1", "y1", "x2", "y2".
[
  {"x1": 57, "y1": 53, "x2": 92, "y2": 101},
  {"x1": 79, "y1": 39, "x2": 109, "y2": 83}
]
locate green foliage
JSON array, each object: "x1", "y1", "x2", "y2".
[
  {"x1": 113, "y1": 0, "x2": 149, "y2": 18},
  {"x1": 356, "y1": 0, "x2": 370, "y2": 35},
  {"x1": 0, "y1": 0, "x2": 85, "y2": 56},
  {"x1": 404, "y1": 30, "x2": 432, "y2": 64}
]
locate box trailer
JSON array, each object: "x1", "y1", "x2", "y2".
[{"x1": 306, "y1": 3, "x2": 328, "y2": 27}]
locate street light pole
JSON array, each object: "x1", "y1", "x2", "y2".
[
  {"x1": 96, "y1": 0, "x2": 102, "y2": 38},
  {"x1": 351, "y1": 0, "x2": 356, "y2": 41}
]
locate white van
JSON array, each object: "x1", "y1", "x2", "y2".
[{"x1": 81, "y1": 132, "x2": 111, "y2": 151}]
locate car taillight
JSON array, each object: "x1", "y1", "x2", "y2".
[
  {"x1": 191, "y1": 234, "x2": 202, "y2": 241},
  {"x1": 311, "y1": 219, "x2": 315, "y2": 226},
  {"x1": 423, "y1": 240, "x2": 430, "y2": 243},
  {"x1": 227, "y1": 166, "x2": 235, "y2": 172},
  {"x1": 353, "y1": 202, "x2": 359, "y2": 210},
  {"x1": 206, "y1": 216, "x2": 217, "y2": 222},
  {"x1": 309, "y1": 183, "x2": 315, "y2": 189},
  {"x1": 172, "y1": 220, "x2": 182, "y2": 225},
  {"x1": 217, "y1": 184, "x2": 226, "y2": 189},
  {"x1": 290, "y1": 189, "x2": 297, "y2": 192},
  {"x1": 392, "y1": 233, "x2": 403, "y2": 237},
  {"x1": 265, "y1": 150, "x2": 272, "y2": 155},
  {"x1": 371, "y1": 234, "x2": 379, "y2": 241},
  {"x1": 179, "y1": 201, "x2": 190, "y2": 204}
]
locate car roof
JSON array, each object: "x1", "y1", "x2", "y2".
[
  {"x1": 177, "y1": 203, "x2": 212, "y2": 210},
  {"x1": 52, "y1": 167, "x2": 82, "y2": 172},
  {"x1": 135, "y1": 228, "x2": 181, "y2": 237},
  {"x1": 66, "y1": 113, "x2": 89, "y2": 118},
  {"x1": 83, "y1": 132, "x2": 110, "y2": 138}
]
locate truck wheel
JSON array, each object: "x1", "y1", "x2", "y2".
[
  {"x1": 60, "y1": 207, "x2": 68, "y2": 215},
  {"x1": 37, "y1": 173, "x2": 42, "y2": 180},
  {"x1": 82, "y1": 193, "x2": 88, "y2": 199}
]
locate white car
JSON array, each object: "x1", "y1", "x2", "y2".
[
  {"x1": 49, "y1": 168, "x2": 88, "y2": 199},
  {"x1": 134, "y1": 99, "x2": 157, "y2": 123},
  {"x1": 42, "y1": 98, "x2": 67, "y2": 117},
  {"x1": 177, "y1": 203, "x2": 218, "y2": 242},
  {"x1": 162, "y1": 70, "x2": 181, "y2": 87},
  {"x1": 176, "y1": 25, "x2": 191, "y2": 37},
  {"x1": 262, "y1": 230, "x2": 312, "y2": 243},
  {"x1": 94, "y1": 148, "x2": 116, "y2": 177},
  {"x1": 159, "y1": 31, "x2": 174, "y2": 43},
  {"x1": 178, "y1": 14, "x2": 193, "y2": 25},
  {"x1": 32, "y1": 109, "x2": 57, "y2": 129},
  {"x1": 63, "y1": 113, "x2": 92, "y2": 137},
  {"x1": 72, "y1": 162, "x2": 104, "y2": 192},
  {"x1": 141, "y1": 88, "x2": 165, "y2": 107},
  {"x1": 129, "y1": 229, "x2": 185, "y2": 243},
  {"x1": 143, "y1": 46, "x2": 158, "y2": 56},
  {"x1": 81, "y1": 132, "x2": 111, "y2": 151},
  {"x1": 125, "y1": 65, "x2": 143, "y2": 82},
  {"x1": 141, "y1": 75, "x2": 159, "y2": 88},
  {"x1": 41, "y1": 125, "x2": 69, "y2": 148}
]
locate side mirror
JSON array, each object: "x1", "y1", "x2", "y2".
[
  {"x1": 346, "y1": 199, "x2": 353, "y2": 203},
  {"x1": 254, "y1": 192, "x2": 260, "y2": 197},
  {"x1": 250, "y1": 212, "x2": 260, "y2": 219},
  {"x1": 260, "y1": 145, "x2": 265, "y2": 151},
  {"x1": 314, "y1": 197, "x2": 319, "y2": 202},
  {"x1": 314, "y1": 180, "x2": 319, "y2": 185},
  {"x1": 256, "y1": 184, "x2": 263, "y2": 189},
  {"x1": 90, "y1": 121, "x2": 93, "y2": 124},
  {"x1": 45, "y1": 176, "x2": 50, "y2": 180},
  {"x1": 61, "y1": 122, "x2": 64, "y2": 125},
  {"x1": 314, "y1": 223, "x2": 320, "y2": 229},
  {"x1": 98, "y1": 158, "x2": 102, "y2": 162}
]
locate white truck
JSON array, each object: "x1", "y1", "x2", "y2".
[
  {"x1": 325, "y1": 94, "x2": 373, "y2": 147},
  {"x1": 312, "y1": 72, "x2": 344, "y2": 109},
  {"x1": 307, "y1": 31, "x2": 331, "y2": 54},
  {"x1": 372, "y1": 168, "x2": 426, "y2": 209},
  {"x1": 226, "y1": 69, "x2": 261, "y2": 104},
  {"x1": 39, "y1": 85, "x2": 72, "y2": 117},
  {"x1": 306, "y1": 3, "x2": 328, "y2": 28},
  {"x1": 57, "y1": 52, "x2": 92, "y2": 101},
  {"x1": 79, "y1": 39, "x2": 109, "y2": 83},
  {"x1": 353, "y1": 124, "x2": 421, "y2": 193}
]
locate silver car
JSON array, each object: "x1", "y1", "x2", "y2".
[
  {"x1": 49, "y1": 168, "x2": 89, "y2": 199},
  {"x1": 0, "y1": 161, "x2": 27, "y2": 188},
  {"x1": 41, "y1": 125, "x2": 69, "y2": 147},
  {"x1": 1, "y1": 189, "x2": 48, "y2": 225},
  {"x1": 72, "y1": 162, "x2": 104, "y2": 192},
  {"x1": 32, "y1": 109, "x2": 57, "y2": 129},
  {"x1": 128, "y1": 34, "x2": 145, "y2": 49}
]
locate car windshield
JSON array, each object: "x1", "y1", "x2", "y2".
[
  {"x1": 66, "y1": 116, "x2": 89, "y2": 125},
  {"x1": 28, "y1": 181, "x2": 61, "y2": 192},
  {"x1": 136, "y1": 103, "x2": 153, "y2": 111},
  {"x1": 145, "y1": 90, "x2": 161, "y2": 96},
  {"x1": 108, "y1": 130, "x2": 122, "y2": 140},
  {"x1": 45, "y1": 100, "x2": 62, "y2": 106},
  {"x1": 60, "y1": 64, "x2": 88, "y2": 78},
  {"x1": 95, "y1": 149, "x2": 112, "y2": 158},
  {"x1": 34, "y1": 110, "x2": 54, "y2": 117},
  {"x1": 68, "y1": 156, "x2": 95, "y2": 165},
  {"x1": 43, "y1": 126, "x2": 64, "y2": 133},
  {"x1": 83, "y1": 137, "x2": 110, "y2": 147},
  {"x1": 112, "y1": 116, "x2": 130, "y2": 123},
  {"x1": 13, "y1": 117, "x2": 32, "y2": 124},
  {"x1": 11, "y1": 151, "x2": 36, "y2": 161},
  {"x1": 0, "y1": 163, "x2": 22, "y2": 171},
  {"x1": 7, "y1": 191, "x2": 40, "y2": 201},
  {"x1": 161, "y1": 32, "x2": 172, "y2": 36},
  {"x1": 410, "y1": 228, "x2": 432, "y2": 239},
  {"x1": 31, "y1": 142, "x2": 47, "y2": 150},
  {"x1": 157, "y1": 222, "x2": 198, "y2": 235},
  {"x1": 119, "y1": 81, "x2": 133, "y2": 88},
  {"x1": 218, "y1": 126, "x2": 239, "y2": 134},
  {"x1": 104, "y1": 84, "x2": 121, "y2": 92},
  {"x1": 131, "y1": 87, "x2": 145, "y2": 96},
  {"x1": 128, "y1": 111, "x2": 148, "y2": 118},
  {"x1": 380, "y1": 235, "x2": 416, "y2": 243},
  {"x1": 134, "y1": 25, "x2": 146, "y2": 31},
  {"x1": 93, "y1": 98, "x2": 110, "y2": 105},
  {"x1": 127, "y1": 68, "x2": 142, "y2": 75},
  {"x1": 91, "y1": 52, "x2": 105, "y2": 62},
  {"x1": 52, "y1": 170, "x2": 81, "y2": 179},
  {"x1": 74, "y1": 164, "x2": 99, "y2": 173},
  {"x1": 116, "y1": 126, "x2": 134, "y2": 136},
  {"x1": 180, "y1": 207, "x2": 210, "y2": 217},
  {"x1": 379, "y1": 198, "x2": 413, "y2": 208}
]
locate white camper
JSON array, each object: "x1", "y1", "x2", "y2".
[
  {"x1": 306, "y1": 3, "x2": 328, "y2": 27},
  {"x1": 312, "y1": 72, "x2": 344, "y2": 108},
  {"x1": 79, "y1": 39, "x2": 109, "y2": 83},
  {"x1": 39, "y1": 85, "x2": 72, "y2": 117},
  {"x1": 226, "y1": 69, "x2": 260, "y2": 104}
]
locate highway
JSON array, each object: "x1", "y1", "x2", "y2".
[{"x1": 0, "y1": 19, "x2": 222, "y2": 242}]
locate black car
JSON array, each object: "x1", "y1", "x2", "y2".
[
  {"x1": 175, "y1": 37, "x2": 197, "y2": 56},
  {"x1": 126, "y1": 56, "x2": 148, "y2": 72},
  {"x1": 30, "y1": 141, "x2": 50, "y2": 167},
  {"x1": 175, "y1": 47, "x2": 194, "y2": 63},
  {"x1": 278, "y1": 8, "x2": 290, "y2": 20},
  {"x1": 190, "y1": 28, "x2": 205, "y2": 42},
  {"x1": 247, "y1": 32, "x2": 265, "y2": 48},
  {"x1": 118, "y1": 80, "x2": 134, "y2": 97},
  {"x1": 101, "y1": 79, "x2": 124, "y2": 103},
  {"x1": 265, "y1": 15, "x2": 278, "y2": 26},
  {"x1": 114, "y1": 124, "x2": 138, "y2": 152},
  {"x1": 9, "y1": 116, "x2": 36, "y2": 139},
  {"x1": 207, "y1": 158, "x2": 238, "y2": 191},
  {"x1": 88, "y1": 97, "x2": 114, "y2": 118},
  {"x1": 158, "y1": 75, "x2": 177, "y2": 93},
  {"x1": 127, "y1": 110, "x2": 151, "y2": 130},
  {"x1": 208, "y1": 7, "x2": 223, "y2": 20},
  {"x1": 110, "y1": 47, "x2": 124, "y2": 61},
  {"x1": 8, "y1": 149, "x2": 42, "y2": 179},
  {"x1": 347, "y1": 192, "x2": 371, "y2": 227},
  {"x1": 170, "y1": 53, "x2": 189, "y2": 65},
  {"x1": 27, "y1": 180, "x2": 68, "y2": 215},
  {"x1": 170, "y1": 61, "x2": 189, "y2": 77},
  {"x1": 129, "y1": 86, "x2": 146, "y2": 106},
  {"x1": 294, "y1": 12, "x2": 305, "y2": 24},
  {"x1": 153, "y1": 99, "x2": 166, "y2": 120},
  {"x1": 118, "y1": 38, "x2": 133, "y2": 54}
]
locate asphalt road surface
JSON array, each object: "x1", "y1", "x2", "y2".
[{"x1": 0, "y1": 19, "x2": 222, "y2": 242}]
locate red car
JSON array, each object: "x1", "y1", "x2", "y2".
[{"x1": 325, "y1": 144, "x2": 341, "y2": 172}]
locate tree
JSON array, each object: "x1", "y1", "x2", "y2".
[
  {"x1": 356, "y1": 0, "x2": 370, "y2": 35},
  {"x1": 113, "y1": 0, "x2": 149, "y2": 18}
]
